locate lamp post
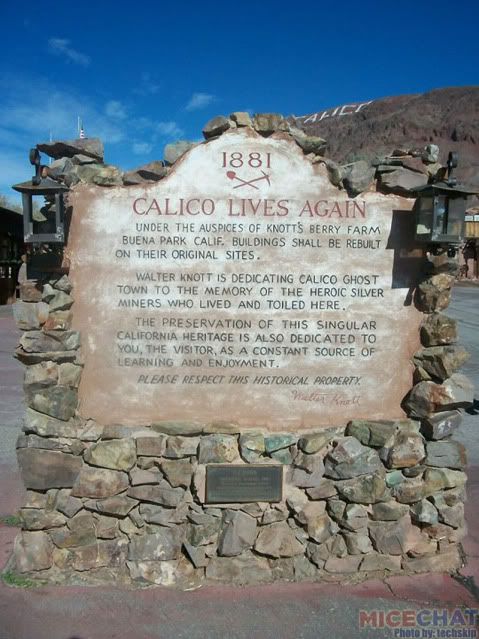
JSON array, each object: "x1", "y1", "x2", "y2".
[
  {"x1": 414, "y1": 152, "x2": 477, "y2": 256},
  {"x1": 12, "y1": 148, "x2": 69, "y2": 244}
]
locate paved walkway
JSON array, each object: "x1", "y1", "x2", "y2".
[{"x1": 0, "y1": 294, "x2": 478, "y2": 639}]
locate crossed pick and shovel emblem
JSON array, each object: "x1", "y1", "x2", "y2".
[{"x1": 226, "y1": 169, "x2": 271, "y2": 190}]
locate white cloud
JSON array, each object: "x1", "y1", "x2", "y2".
[
  {"x1": 105, "y1": 100, "x2": 127, "y2": 120},
  {"x1": 48, "y1": 38, "x2": 90, "y2": 67},
  {"x1": 132, "y1": 142, "x2": 153, "y2": 155},
  {"x1": 185, "y1": 92, "x2": 215, "y2": 111},
  {"x1": 0, "y1": 74, "x2": 125, "y2": 145},
  {"x1": 155, "y1": 121, "x2": 184, "y2": 137},
  {"x1": 133, "y1": 72, "x2": 160, "y2": 96}
]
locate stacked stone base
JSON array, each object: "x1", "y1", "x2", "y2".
[{"x1": 11, "y1": 408, "x2": 468, "y2": 588}]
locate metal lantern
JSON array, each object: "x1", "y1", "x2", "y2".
[
  {"x1": 414, "y1": 152, "x2": 476, "y2": 246},
  {"x1": 12, "y1": 148, "x2": 69, "y2": 244}
]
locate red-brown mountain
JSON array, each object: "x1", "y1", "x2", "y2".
[{"x1": 294, "y1": 86, "x2": 479, "y2": 188}]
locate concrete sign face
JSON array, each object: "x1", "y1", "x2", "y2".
[{"x1": 67, "y1": 129, "x2": 422, "y2": 430}]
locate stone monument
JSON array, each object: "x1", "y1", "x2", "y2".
[{"x1": 9, "y1": 113, "x2": 473, "y2": 587}]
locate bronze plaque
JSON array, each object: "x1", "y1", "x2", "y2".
[{"x1": 206, "y1": 465, "x2": 283, "y2": 503}]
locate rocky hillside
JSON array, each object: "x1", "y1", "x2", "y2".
[{"x1": 294, "y1": 86, "x2": 479, "y2": 188}]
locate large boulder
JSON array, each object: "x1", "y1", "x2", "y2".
[
  {"x1": 413, "y1": 345, "x2": 469, "y2": 382},
  {"x1": 128, "y1": 528, "x2": 184, "y2": 561},
  {"x1": 341, "y1": 161, "x2": 375, "y2": 196},
  {"x1": 84, "y1": 439, "x2": 136, "y2": 471},
  {"x1": 37, "y1": 138, "x2": 104, "y2": 162},
  {"x1": 17, "y1": 448, "x2": 82, "y2": 490},
  {"x1": 254, "y1": 521, "x2": 304, "y2": 558},
  {"x1": 378, "y1": 167, "x2": 428, "y2": 195},
  {"x1": 14, "y1": 531, "x2": 54, "y2": 572},
  {"x1": 404, "y1": 374, "x2": 474, "y2": 418},
  {"x1": 217, "y1": 510, "x2": 257, "y2": 556},
  {"x1": 420, "y1": 314, "x2": 457, "y2": 346},
  {"x1": 71, "y1": 467, "x2": 129, "y2": 498},
  {"x1": 324, "y1": 437, "x2": 382, "y2": 479}
]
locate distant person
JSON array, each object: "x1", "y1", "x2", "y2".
[{"x1": 463, "y1": 240, "x2": 477, "y2": 280}]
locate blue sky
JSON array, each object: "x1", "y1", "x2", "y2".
[{"x1": 1, "y1": 0, "x2": 478, "y2": 201}]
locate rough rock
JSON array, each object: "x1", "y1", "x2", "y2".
[
  {"x1": 391, "y1": 476, "x2": 425, "y2": 503},
  {"x1": 341, "y1": 161, "x2": 375, "y2": 196},
  {"x1": 183, "y1": 542, "x2": 209, "y2": 568},
  {"x1": 270, "y1": 449, "x2": 293, "y2": 464},
  {"x1": 254, "y1": 521, "x2": 304, "y2": 558},
  {"x1": 37, "y1": 138, "x2": 103, "y2": 161},
  {"x1": 217, "y1": 510, "x2": 257, "y2": 557},
  {"x1": 140, "y1": 503, "x2": 188, "y2": 526},
  {"x1": 13, "y1": 301, "x2": 49, "y2": 330},
  {"x1": 368, "y1": 515, "x2": 422, "y2": 555},
  {"x1": 136, "y1": 435, "x2": 167, "y2": 457},
  {"x1": 48, "y1": 157, "x2": 74, "y2": 179},
  {"x1": 164, "y1": 436, "x2": 200, "y2": 458},
  {"x1": 360, "y1": 553, "x2": 402, "y2": 572},
  {"x1": 164, "y1": 141, "x2": 197, "y2": 165},
  {"x1": 300, "y1": 504, "x2": 338, "y2": 544},
  {"x1": 128, "y1": 528, "x2": 184, "y2": 561},
  {"x1": 261, "y1": 504, "x2": 289, "y2": 524},
  {"x1": 73, "y1": 163, "x2": 121, "y2": 186},
  {"x1": 402, "y1": 546, "x2": 461, "y2": 573},
  {"x1": 56, "y1": 363, "x2": 81, "y2": 388},
  {"x1": 28, "y1": 386, "x2": 78, "y2": 421},
  {"x1": 17, "y1": 448, "x2": 82, "y2": 490},
  {"x1": 430, "y1": 495, "x2": 465, "y2": 528},
  {"x1": 122, "y1": 160, "x2": 168, "y2": 184},
  {"x1": 410, "y1": 499, "x2": 438, "y2": 525},
  {"x1": 152, "y1": 421, "x2": 204, "y2": 436},
  {"x1": 198, "y1": 434, "x2": 239, "y2": 463},
  {"x1": 426, "y1": 441, "x2": 467, "y2": 470},
  {"x1": 253, "y1": 113, "x2": 285, "y2": 135},
  {"x1": 161, "y1": 459, "x2": 194, "y2": 488},
  {"x1": 187, "y1": 514, "x2": 221, "y2": 546},
  {"x1": 335, "y1": 471, "x2": 389, "y2": 504},
  {"x1": 84, "y1": 439, "x2": 136, "y2": 471},
  {"x1": 380, "y1": 430, "x2": 425, "y2": 469},
  {"x1": 421, "y1": 410, "x2": 462, "y2": 440},
  {"x1": 264, "y1": 434, "x2": 296, "y2": 453},
  {"x1": 413, "y1": 345, "x2": 469, "y2": 382},
  {"x1": 14, "y1": 531, "x2": 54, "y2": 572},
  {"x1": 55, "y1": 490, "x2": 83, "y2": 518},
  {"x1": 415, "y1": 273, "x2": 455, "y2": 313},
  {"x1": 422, "y1": 144, "x2": 440, "y2": 163},
  {"x1": 24, "y1": 361, "x2": 58, "y2": 390},
  {"x1": 421, "y1": 313, "x2": 457, "y2": 346},
  {"x1": 378, "y1": 167, "x2": 428, "y2": 194},
  {"x1": 202, "y1": 116, "x2": 231, "y2": 139},
  {"x1": 17, "y1": 434, "x2": 84, "y2": 455},
  {"x1": 346, "y1": 420, "x2": 398, "y2": 448},
  {"x1": 230, "y1": 112, "x2": 252, "y2": 127},
  {"x1": 41, "y1": 286, "x2": 74, "y2": 311},
  {"x1": 297, "y1": 432, "x2": 332, "y2": 454},
  {"x1": 206, "y1": 552, "x2": 272, "y2": 584},
  {"x1": 324, "y1": 437, "x2": 382, "y2": 479},
  {"x1": 84, "y1": 495, "x2": 138, "y2": 517},
  {"x1": 127, "y1": 481, "x2": 185, "y2": 508},
  {"x1": 405, "y1": 374, "x2": 474, "y2": 418},
  {"x1": 424, "y1": 468, "x2": 467, "y2": 494},
  {"x1": 70, "y1": 539, "x2": 128, "y2": 571},
  {"x1": 19, "y1": 281, "x2": 43, "y2": 302},
  {"x1": 129, "y1": 468, "x2": 161, "y2": 486},
  {"x1": 43, "y1": 311, "x2": 73, "y2": 331},
  {"x1": 342, "y1": 531, "x2": 373, "y2": 555},
  {"x1": 71, "y1": 467, "x2": 129, "y2": 498},
  {"x1": 371, "y1": 501, "x2": 409, "y2": 521},
  {"x1": 306, "y1": 479, "x2": 337, "y2": 499},
  {"x1": 20, "y1": 508, "x2": 66, "y2": 530},
  {"x1": 239, "y1": 432, "x2": 265, "y2": 462},
  {"x1": 23, "y1": 409, "x2": 81, "y2": 438},
  {"x1": 290, "y1": 127, "x2": 327, "y2": 155},
  {"x1": 324, "y1": 555, "x2": 362, "y2": 573},
  {"x1": 19, "y1": 330, "x2": 80, "y2": 353}
]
